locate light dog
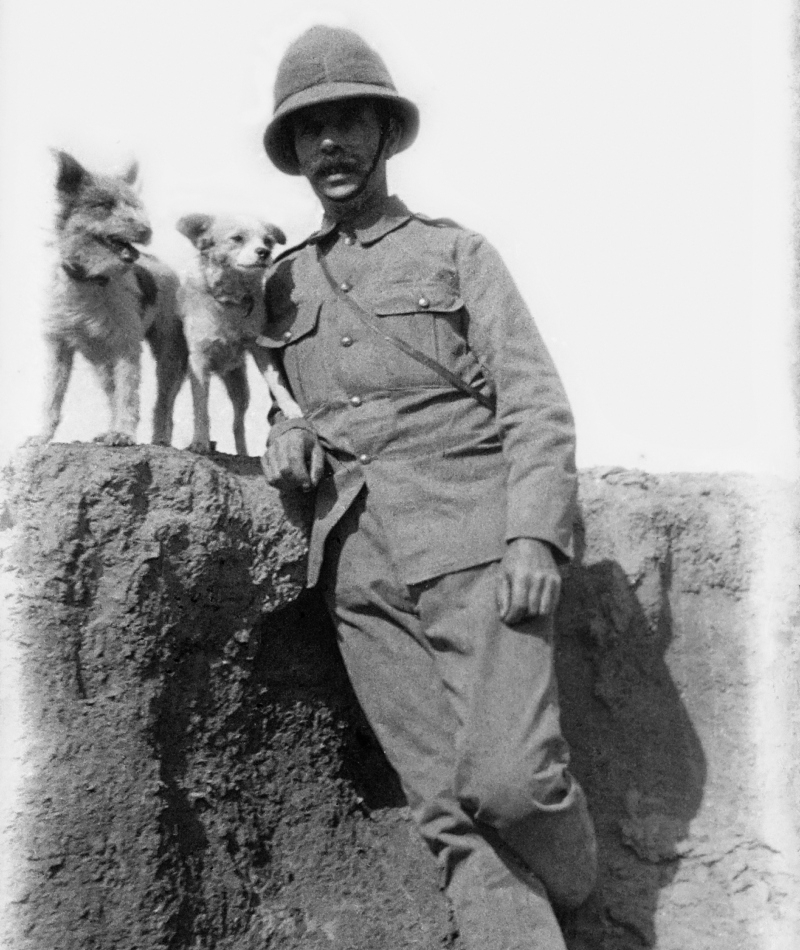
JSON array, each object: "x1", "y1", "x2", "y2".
[
  {"x1": 41, "y1": 150, "x2": 187, "y2": 445},
  {"x1": 176, "y1": 213, "x2": 302, "y2": 455}
]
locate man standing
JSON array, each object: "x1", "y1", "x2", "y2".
[{"x1": 260, "y1": 25, "x2": 597, "y2": 950}]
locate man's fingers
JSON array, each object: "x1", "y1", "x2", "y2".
[
  {"x1": 498, "y1": 569, "x2": 562, "y2": 623},
  {"x1": 261, "y1": 429, "x2": 325, "y2": 491},
  {"x1": 283, "y1": 440, "x2": 312, "y2": 489},
  {"x1": 526, "y1": 574, "x2": 545, "y2": 617},
  {"x1": 500, "y1": 569, "x2": 531, "y2": 624},
  {"x1": 530, "y1": 574, "x2": 561, "y2": 617},
  {"x1": 541, "y1": 575, "x2": 562, "y2": 616},
  {"x1": 260, "y1": 451, "x2": 278, "y2": 484},
  {"x1": 309, "y1": 442, "x2": 326, "y2": 486},
  {"x1": 495, "y1": 571, "x2": 511, "y2": 619}
]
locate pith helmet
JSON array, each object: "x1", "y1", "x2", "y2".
[{"x1": 263, "y1": 25, "x2": 420, "y2": 175}]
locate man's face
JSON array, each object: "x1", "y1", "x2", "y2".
[{"x1": 292, "y1": 99, "x2": 386, "y2": 202}]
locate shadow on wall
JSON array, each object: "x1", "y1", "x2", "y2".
[{"x1": 555, "y1": 509, "x2": 707, "y2": 949}]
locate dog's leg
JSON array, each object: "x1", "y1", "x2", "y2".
[
  {"x1": 92, "y1": 354, "x2": 139, "y2": 446},
  {"x1": 114, "y1": 353, "x2": 141, "y2": 442},
  {"x1": 251, "y1": 346, "x2": 303, "y2": 420},
  {"x1": 91, "y1": 361, "x2": 121, "y2": 442},
  {"x1": 39, "y1": 338, "x2": 75, "y2": 441},
  {"x1": 147, "y1": 317, "x2": 188, "y2": 446},
  {"x1": 188, "y1": 361, "x2": 213, "y2": 453},
  {"x1": 221, "y1": 365, "x2": 250, "y2": 456}
]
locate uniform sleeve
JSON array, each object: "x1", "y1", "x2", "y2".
[{"x1": 456, "y1": 231, "x2": 577, "y2": 560}]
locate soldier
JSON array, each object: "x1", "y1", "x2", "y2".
[{"x1": 260, "y1": 25, "x2": 597, "y2": 950}]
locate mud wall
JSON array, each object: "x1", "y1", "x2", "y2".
[{"x1": 1, "y1": 445, "x2": 797, "y2": 950}]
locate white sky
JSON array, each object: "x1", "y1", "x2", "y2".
[{"x1": 0, "y1": 0, "x2": 796, "y2": 475}]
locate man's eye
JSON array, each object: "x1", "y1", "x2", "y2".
[{"x1": 296, "y1": 119, "x2": 321, "y2": 138}]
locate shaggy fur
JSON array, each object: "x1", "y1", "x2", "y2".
[
  {"x1": 41, "y1": 150, "x2": 187, "y2": 445},
  {"x1": 176, "y1": 213, "x2": 302, "y2": 455}
]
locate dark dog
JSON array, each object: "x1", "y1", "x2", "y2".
[
  {"x1": 40, "y1": 150, "x2": 187, "y2": 445},
  {"x1": 176, "y1": 213, "x2": 301, "y2": 455}
]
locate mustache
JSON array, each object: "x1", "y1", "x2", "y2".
[{"x1": 311, "y1": 156, "x2": 360, "y2": 177}]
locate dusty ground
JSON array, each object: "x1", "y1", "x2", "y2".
[{"x1": 1, "y1": 444, "x2": 798, "y2": 949}]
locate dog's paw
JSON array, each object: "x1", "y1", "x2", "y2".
[
  {"x1": 22, "y1": 434, "x2": 50, "y2": 448},
  {"x1": 94, "y1": 431, "x2": 136, "y2": 447},
  {"x1": 187, "y1": 438, "x2": 213, "y2": 454}
]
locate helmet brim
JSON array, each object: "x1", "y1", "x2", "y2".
[{"x1": 263, "y1": 82, "x2": 419, "y2": 175}]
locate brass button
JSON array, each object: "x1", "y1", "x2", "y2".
[
  {"x1": 343, "y1": 234, "x2": 355, "y2": 245},
  {"x1": 358, "y1": 453, "x2": 371, "y2": 465},
  {"x1": 418, "y1": 296, "x2": 430, "y2": 309},
  {"x1": 339, "y1": 281, "x2": 352, "y2": 293},
  {"x1": 282, "y1": 330, "x2": 293, "y2": 342},
  {"x1": 340, "y1": 335, "x2": 353, "y2": 347},
  {"x1": 349, "y1": 396, "x2": 363, "y2": 407}
]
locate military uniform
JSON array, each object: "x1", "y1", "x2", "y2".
[{"x1": 262, "y1": 195, "x2": 597, "y2": 949}]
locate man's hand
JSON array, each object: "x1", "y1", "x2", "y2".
[
  {"x1": 261, "y1": 427, "x2": 325, "y2": 491},
  {"x1": 496, "y1": 538, "x2": 562, "y2": 624}
]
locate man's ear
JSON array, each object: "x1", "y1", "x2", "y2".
[{"x1": 383, "y1": 115, "x2": 403, "y2": 160}]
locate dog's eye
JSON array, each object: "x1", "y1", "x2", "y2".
[{"x1": 229, "y1": 234, "x2": 244, "y2": 244}]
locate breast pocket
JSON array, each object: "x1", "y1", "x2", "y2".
[
  {"x1": 257, "y1": 297, "x2": 324, "y2": 408},
  {"x1": 258, "y1": 297, "x2": 321, "y2": 350},
  {"x1": 372, "y1": 282, "x2": 465, "y2": 369}
]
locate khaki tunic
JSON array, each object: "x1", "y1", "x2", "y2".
[{"x1": 261, "y1": 196, "x2": 577, "y2": 585}]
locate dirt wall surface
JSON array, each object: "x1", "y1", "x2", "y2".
[{"x1": 0, "y1": 443, "x2": 798, "y2": 950}]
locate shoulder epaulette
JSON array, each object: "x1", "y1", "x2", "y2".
[
  {"x1": 270, "y1": 238, "x2": 311, "y2": 266},
  {"x1": 412, "y1": 212, "x2": 464, "y2": 230},
  {"x1": 271, "y1": 224, "x2": 335, "y2": 265}
]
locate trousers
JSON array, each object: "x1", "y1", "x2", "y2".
[{"x1": 319, "y1": 492, "x2": 597, "y2": 950}]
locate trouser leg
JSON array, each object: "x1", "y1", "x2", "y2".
[
  {"x1": 414, "y1": 563, "x2": 597, "y2": 911},
  {"x1": 320, "y1": 497, "x2": 594, "y2": 948}
]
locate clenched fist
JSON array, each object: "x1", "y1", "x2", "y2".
[
  {"x1": 496, "y1": 537, "x2": 562, "y2": 624},
  {"x1": 261, "y1": 426, "x2": 325, "y2": 492}
]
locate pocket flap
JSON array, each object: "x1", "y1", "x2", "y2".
[
  {"x1": 257, "y1": 299, "x2": 321, "y2": 349},
  {"x1": 374, "y1": 283, "x2": 464, "y2": 316}
]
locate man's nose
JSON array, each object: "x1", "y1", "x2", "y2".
[{"x1": 319, "y1": 133, "x2": 338, "y2": 153}]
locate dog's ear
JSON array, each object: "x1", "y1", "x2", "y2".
[
  {"x1": 121, "y1": 160, "x2": 140, "y2": 186},
  {"x1": 53, "y1": 150, "x2": 91, "y2": 195},
  {"x1": 177, "y1": 214, "x2": 215, "y2": 248},
  {"x1": 263, "y1": 224, "x2": 287, "y2": 246}
]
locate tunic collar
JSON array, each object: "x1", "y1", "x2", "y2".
[{"x1": 310, "y1": 195, "x2": 413, "y2": 247}]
